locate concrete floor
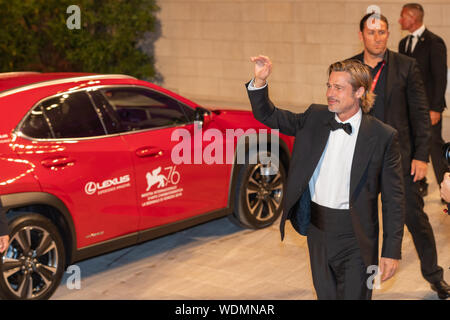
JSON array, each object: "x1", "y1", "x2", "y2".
[{"x1": 52, "y1": 109, "x2": 450, "y2": 300}]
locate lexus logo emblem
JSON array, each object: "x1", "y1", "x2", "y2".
[
  {"x1": 85, "y1": 182, "x2": 97, "y2": 195},
  {"x1": 84, "y1": 175, "x2": 131, "y2": 195}
]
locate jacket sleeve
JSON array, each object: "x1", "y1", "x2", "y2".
[
  {"x1": 429, "y1": 37, "x2": 448, "y2": 112},
  {"x1": 380, "y1": 130, "x2": 405, "y2": 260},
  {"x1": 0, "y1": 200, "x2": 9, "y2": 236},
  {"x1": 245, "y1": 81, "x2": 310, "y2": 136},
  {"x1": 406, "y1": 60, "x2": 432, "y2": 162}
]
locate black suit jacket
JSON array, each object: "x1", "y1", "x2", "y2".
[
  {"x1": 246, "y1": 84, "x2": 405, "y2": 267},
  {"x1": 0, "y1": 200, "x2": 8, "y2": 236},
  {"x1": 399, "y1": 29, "x2": 447, "y2": 112},
  {"x1": 352, "y1": 50, "x2": 431, "y2": 176}
]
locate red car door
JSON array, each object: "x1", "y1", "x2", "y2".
[
  {"x1": 14, "y1": 90, "x2": 139, "y2": 248},
  {"x1": 95, "y1": 87, "x2": 230, "y2": 231}
]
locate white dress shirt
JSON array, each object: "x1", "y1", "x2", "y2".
[
  {"x1": 248, "y1": 78, "x2": 267, "y2": 91},
  {"x1": 309, "y1": 109, "x2": 362, "y2": 209},
  {"x1": 247, "y1": 80, "x2": 362, "y2": 209},
  {"x1": 405, "y1": 24, "x2": 426, "y2": 53}
]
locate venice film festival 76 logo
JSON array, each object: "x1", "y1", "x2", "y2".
[
  {"x1": 145, "y1": 166, "x2": 180, "y2": 190},
  {"x1": 141, "y1": 166, "x2": 183, "y2": 207}
]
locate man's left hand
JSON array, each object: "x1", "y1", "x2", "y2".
[
  {"x1": 440, "y1": 172, "x2": 450, "y2": 203},
  {"x1": 0, "y1": 235, "x2": 9, "y2": 253},
  {"x1": 430, "y1": 110, "x2": 441, "y2": 126},
  {"x1": 379, "y1": 257, "x2": 399, "y2": 282},
  {"x1": 411, "y1": 159, "x2": 428, "y2": 182}
]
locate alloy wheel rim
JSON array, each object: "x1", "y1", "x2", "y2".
[
  {"x1": 245, "y1": 162, "x2": 283, "y2": 221},
  {"x1": 2, "y1": 226, "x2": 59, "y2": 299}
]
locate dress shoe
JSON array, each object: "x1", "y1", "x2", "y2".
[
  {"x1": 417, "y1": 179, "x2": 428, "y2": 197},
  {"x1": 430, "y1": 280, "x2": 449, "y2": 299}
]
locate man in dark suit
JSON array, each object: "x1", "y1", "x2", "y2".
[
  {"x1": 350, "y1": 12, "x2": 449, "y2": 299},
  {"x1": 0, "y1": 202, "x2": 9, "y2": 253},
  {"x1": 246, "y1": 57, "x2": 405, "y2": 300},
  {"x1": 398, "y1": 3, "x2": 448, "y2": 197}
]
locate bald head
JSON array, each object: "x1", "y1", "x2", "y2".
[
  {"x1": 403, "y1": 3, "x2": 424, "y2": 23},
  {"x1": 399, "y1": 3, "x2": 424, "y2": 32}
]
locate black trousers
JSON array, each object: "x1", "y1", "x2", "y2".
[
  {"x1": 404, "y1": 174, "x2": 444, "y2": 283},
  {"x1": 429, "y1": 119, "x2": 448, "y2": 184},
  {"x1": 306, "y1": 202, "x2": 372, "y2": 300},
  {"x1": 422, "y1": 119, "x2": 448, "y2": 189}
]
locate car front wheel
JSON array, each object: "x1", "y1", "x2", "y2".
[
  {"x1": 0, "y1": 213, "x2": 65, "y2": 300},
  {"x1": 231, "y1": 150, "x2": 286, "y2": 229}
]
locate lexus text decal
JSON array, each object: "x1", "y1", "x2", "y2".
[
  {"x1": 85, "y1": 174, "x2": 131, "y2": 196},
  {"x1": 141, "y1": 166, "x2": 183, "y2": 207}
]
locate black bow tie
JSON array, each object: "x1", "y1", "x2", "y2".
[{"x1": 328, "y1": 118, "x2": 352, "y2": 135}]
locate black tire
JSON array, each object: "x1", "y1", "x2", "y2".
[
  {"x1": 0, "y1": 213, "x2": 65, "y2": 300},
  {"x1": 230, "y1": 150, "x2": 286, "y2": 229}
]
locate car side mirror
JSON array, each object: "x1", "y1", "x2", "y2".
[{"x1": 194, "y1": 107, "x2": 210, "y2": 128}]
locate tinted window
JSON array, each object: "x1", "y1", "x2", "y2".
[
  {"x1": 179, "y1": 102, "x2": 195, "y2": 122},
  {"x1": 100, "y1": 88, "x2": 190, "y2": 131},
  {"x1": 90, "y1": 91, "x2": 123, "y2": 134},
  {"x1": 37, "y1": 92, "x2": 105, "y2": 139},
  {"x1": 20, "y1": 105, "x2": 52, "y2": 139}
]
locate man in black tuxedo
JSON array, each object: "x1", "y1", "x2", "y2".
[
  {"x1": 350, "y1": 12, "x2": 449, "y2": 299},
  {"x1": 246, "y1": 57, "x2": 405, "y2": 300},
  {"x1": 398, "y1": 3, "x2": 448, "y2": 198}
]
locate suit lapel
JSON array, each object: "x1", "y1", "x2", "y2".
[
  {"x1": 312, "y1": 113, "x2": 334, "y2": 164},
  {"x1": 350, "y1": 114, "x2": 377, "y2": 202},
  {"x1": 302, "y1": 112, "x2": 334, "y2": 189},
  {"x1": 399, "y1": 37, "x2": 407, "y2": 54},
  {"x1": 284, "y1": 110, "x2": 332, "y2": 211},
  {"x1": 412, "y1": 29, "x2": 428, "y2": 58},
  {"x1": 384, "y1": 50, "x2": 396, "y2": 108}
]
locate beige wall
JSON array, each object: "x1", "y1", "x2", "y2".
[{"x1": 154, "y1": 0, "x2": 450, "y2": 110}]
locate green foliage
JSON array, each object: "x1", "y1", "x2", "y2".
[{"x1": 0, "y1": 0, "x2": 159, "y2": 79}]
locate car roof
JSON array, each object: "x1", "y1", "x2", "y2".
[
  {"x1": 0, "y1": 72, "x2": 137, "y2": 98},
  {"x1": 0, "y1": 72, "x2": 97, "y2": 92}
]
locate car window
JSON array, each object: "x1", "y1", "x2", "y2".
[
  {"x1": 178, "y1": 102, "x2": 195, "y2": 122},
  {"x1": 20, "y1": 91, "x2": 106, "y2": 139},
  {"x1": 90, "y1": 91, "x2": 123, "y2": 134},
  {"x1": 99, "y1": 88, "x2": 191, "y2": 131},
  {"x1": 19, "y1": 105, "x2": 53, "y2": 139}
]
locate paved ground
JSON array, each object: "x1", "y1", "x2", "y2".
[{"x1": 52, "y1": 108, "x2": 450, "y2": 300}]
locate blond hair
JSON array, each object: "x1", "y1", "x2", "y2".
[{"x1": 328, "y1": 59, "x2": 376, "y2": 113}]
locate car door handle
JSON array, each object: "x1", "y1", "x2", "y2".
[
  {"x1": 135, "y1": 147, "x2": 163, "y2": 158},
  {"x1": 41, "y1": 157, "x2": 75, "y2": 168}
]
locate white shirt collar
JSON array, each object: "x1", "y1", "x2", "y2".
[
  {"x1": 334, "y1": 108, "x2": 362, "y2": 135},
  {"x1": 411, "y1": 24, "x2": 425, "y2": 38}
]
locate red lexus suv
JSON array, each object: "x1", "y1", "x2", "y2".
[{"x1": 0, "y1": 72, "x2": 293, "y2": 299}]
